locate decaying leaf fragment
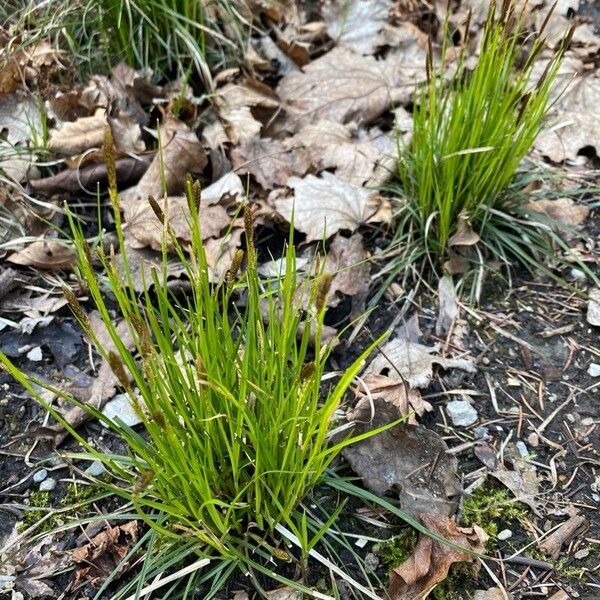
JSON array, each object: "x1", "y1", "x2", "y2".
[
  {"x1": 71, "y1": 521, "x2": 139, "y2": 588},
  {"x1": 526, "y1": 197, "x2": 590, "y2": 226},
  {"x1": 323, "y1": 0, "x2": 393, "y2": 55},
  {"x1": 343, "y1": 399, "x2": 460, "y2": 517},
  {"x1": 214, "y1": 79, "x2": 279, "y2": 145},
  {"x1": 274, "y1": 172, "x2": 391, "y2": 241},
  {"x1": 366, "y1": 335, "x2": 476, "y2": 389},
  {"x1": 231, "y1": 137, "x2": 311, "y2": 189},
  {"x1": 389, "y1": 515, "x2": 487, "y2": 600},
  {"x1": 37, "y1": 312, "x2": 136, "y2": 445},
  {"x1": 7, "y1": 239, "x2": 75, "y2": 271},
  {"x1": 120, "y1": 116, "x2": 207, "y2": 217},
  {"x1": 125, "y1": 196, "x2": 230, "y2": 252},
  {"x1": 325, "y1": 233, "x2": 371, "y2": 307},
  {"x1": 277, "y1": 47, "x2": 399, "y2": 131},
  {"x1": 350, "y1": 373, "x2": 432, "y2": 426}
]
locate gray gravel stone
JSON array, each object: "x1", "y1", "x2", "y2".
[
  {"x1": 101, "y1": 393, "x2": 142, "y2": 428},
  {"x1": 86, "y1": 460, "x2": 106, "y2": 477},
  {"x1": 32, "y1": 468, "x2": 48, "y2": 483},
  {"x1": 39, "y1": 478, "x2": 56, "y2": 492},
  {"x1": 515, "y1": 441, "x2": 529, "y2": 457},
  {"x1": 473, "y1": 426, "x2": 489, "y2": 439},
  {"x1": 445, "y1": 400, "x2": 478, "y2": 427},
  {"x1": 587, "y1": 363, "x2": 600, "y2": 377}
]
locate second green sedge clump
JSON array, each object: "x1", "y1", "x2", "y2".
[
  {"x1": 1, "y1": 130, "x2": 386, "y2": 595},
  {"x1": 390, "y1": 0, "x2": 575, "y2": 291}
]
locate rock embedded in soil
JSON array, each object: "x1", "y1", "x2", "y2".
[
  {"x1": 85, "y1": 460, "x2": 106, "y2": 477},
  {"x1": 445, "y1": 400, "x2": 478, "y2": 427},
  {"x1": 588, "y1": 288, "x2": 600, "y2": 326},
  {"x1": 101, "y1": 393, "x2": 143, "y2": 428},
  {"x1": 39, "y1": 478, "x2": 56, "y2": 492},
  {"x1": 516, "y1": 441, "x2": 529, "y2": 457},
  {"x1": 26, "y1": 346, "x2": 43, "y2": 361},
  {"x1": 497, "y1": 529, "x2": 512, "y2": 540},
  {"x1": 570, "y1": 267, "x2": 587, "y2": 281},
  {"x1": 587, "y1": 362, "x2": 600, "y2": 377},
  {"x1": 32, "y1": 468, "x2": 48, "y2": 483},
  {"x1": 473, "y1": 425, "x2": 489, "y2": 439}
]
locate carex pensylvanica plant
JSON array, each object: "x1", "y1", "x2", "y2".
[
  {"x1": 1, "y1": 129, "x2": 393, "y2": 595},
  {"x1": 2, "y1": 0, "x2": 250, "y2": 81},
  {"x1": 390, "y1": 0, "x2": 576, "y2": 285}
]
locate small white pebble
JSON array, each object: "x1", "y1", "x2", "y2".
[
  {"x1": 445, "y1": 400, "x2": 478, "y2": 427},
  {"x1": 85, "y1": 461, "x2": 106, "y2": 477},
  {"x1": 587, "y1": 363, "x2": 600, "y2": 377},
  {"x1": 574, "y1": 548, "x2": 589, "y2": 560},
  {"x1": 26, "y1": 347, "x2": 43, "y2": 362},
  {"x1": 101, "y1": 393, "x2": 143, "y2": 428},
  {"x1": 32, "y1": 469, "x2": 48, "y2": 483},
  {"x1": 497, "y1": 529, "x2": 512, "y2": 541},
  {"x1": 39, "y1": 478, "x2": 56, "y2": 492},
  {"x1": 516, "y1": 441, "x2": 529, "y2": 457},
  {"x1": 0, "y1": 575, "x2": 15, "y2": 590}
]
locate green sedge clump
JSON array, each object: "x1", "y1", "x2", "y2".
[
  {"x1": 1, "y1": 129, "x2": 389, "y2": 596},
  {"x1": 1, "y1": 0, "x2": 250, "y2": 80},
  {"x1": 66, "y1": 192, "x2": 381, "y2": 556},
  {"x1": 389, "y1": 0, "x2": 575, "y2": 289}
]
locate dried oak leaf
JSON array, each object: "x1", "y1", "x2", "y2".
[
  {"x1": 274, "y1": 172, "x2": 391, "y2": 241},
  {"x1": 389, "y1": 515, "x2": 487, "y2": 600},
  {"x1": 290, "y1": 120, "x2": 396, "y2": 187},
  {"x1": 323, "y1": 0, "x2": 393, "y2": 55},
  {"x1": 107, "y1": 113, "x2": 146, "y2": 153},
  {"x1": 0, "y1": 93, "x2": 43, "y2": 145},
  {"x1": 526, "y1": 197, "x2": 590, "y2": 226},
  {"x1": 231, "y1": 137, "x2": 311, "y2": 189},
  {"x1": 277, "y1": 47, "x2": 400, "y2": 131},
  {"x1": 204, "y1": 228, "x2": 245, "y2": 282},
  {"x1": 343, "y1": 405, "x2": 460, "y2": 517},
  {"x1": 326, "y1": 232, "x2": 371, "y2": 307},
  {"x1": 124, "y1": 171, "x2": 242, "y2": 252},
  {"x1": 485, "y1": 447, "x2": 541, "y2": 514},
  {"x1": 120, "y1": 116, "x2": 207, "y2": 219},
  {"x1": 444, "y1": 212, "x2": 481, "y2": 275},
  {"x1": 48, "y1": 109, "x2": 107, "y2": 154},
  {"x1": 71, "y1": 521, "x2": 138, "y2": 588},
  {"x1": 7, "y1": 239, "x2": 75, "y2": 270},
  {"x1": 0, "y1": 93, "x2": 44, "y2": 181},
  {"x1": 277, "y1": 30, "x2": 428, "y2": 131},
  {"x1": 29, "y1": 155, "x2": 152, "y2": 194},
  {"x1": 201, "y1": 171, "x2": 245, "y2": 205},
  {"x1": 534, "y1": 70, "x2": 600, "y2": 162},
  {"x1": 0, "y1": 41, "x2": 61, "y2": 94},
  {"x1": 490, "y1": 463, "x2": 541, "y2": 514},
  {"x1": 350, "y1": 373, "x2": 433, "y2": 425},
  {"x1": 126, "y1": 196, "x2": 230, "y2": 251},
  {"x1": 214, "y1": 79, "x2": 279, "y2": 145},
  {"x1": 366, "y1": 336, "x2": 476, "y2": 389}
]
